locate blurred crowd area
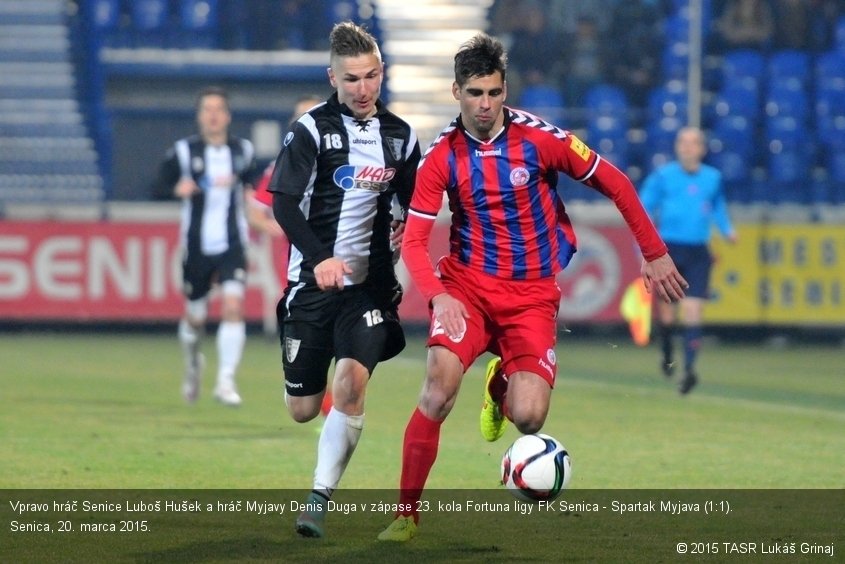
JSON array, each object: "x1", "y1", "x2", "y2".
[
  {"x1": 3, "y1": 0, "x2": 845, "y2": 209},
  {"x1": 490, "y1": 0, "x2": 843, "y2": 109},
  {"x1": 488, "y1": 0, "x2": 845, "y2": 206},
  {"x1": 92, "y1": 0, "x2": 366, "y2": 51}
]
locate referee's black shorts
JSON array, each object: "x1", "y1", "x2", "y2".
[{"x1": 665, "y1": 242, "x2": 713, "y2": 299}]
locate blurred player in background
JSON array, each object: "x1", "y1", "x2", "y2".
[
  {"x1": 640, "y1": 126, "x2": 737, "y2": 395},
  {"x1": 378, "y1": 33, "x2": 687, "y2": 541},
  {"x1": 153, "y1": 86, "x2": 259, "y2": 406},
  {"x1": 269, "y1": 22, "x2": 420, "y2": 538},
  {"x1": 248, "y1": 94, "x2": 324, "y2": 237}
]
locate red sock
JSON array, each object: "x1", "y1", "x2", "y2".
[{"x1": 398, "y1": 407, "x2": 442, "y2": 523}]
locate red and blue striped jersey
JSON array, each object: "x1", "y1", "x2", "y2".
[{"x1": 404, "y1": 107, "x2": 666, "y2": 301}]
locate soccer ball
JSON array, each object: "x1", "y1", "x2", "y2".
[{"x1": 501, "y1": 433, "x2": 571, "y2": 502}]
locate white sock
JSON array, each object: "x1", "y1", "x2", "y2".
[
  {"x1": 216, "y1": 320, "x2": 245, "y2": 388},
  {"x1": 313, "y1": 407, "x2": 364, "y2": 493},
  {"x1": 178, "y1": 318, "x2": 201, "y2": 370}
]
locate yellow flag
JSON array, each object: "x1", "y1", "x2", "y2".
[{"x1": 620, "y1": 277, "x2": 652, "y2": 347}]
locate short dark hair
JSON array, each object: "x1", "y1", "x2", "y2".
[
  {"x1": 195, "y1": 85, "x2": 229, "y2": 112},
  {"x1": 454, "y1": 33, "x2": 507, "y2": 87},
  {"x1": 329, "y1": 21, "x2": 380, "y2": 65}
]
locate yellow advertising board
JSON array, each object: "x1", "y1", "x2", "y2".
[{"x1": 708, "y1": 224, "x2": 845, "y2": 325}]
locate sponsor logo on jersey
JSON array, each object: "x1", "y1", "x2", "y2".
[
  {"x1": 510, "y1": 166, "x2": 530, "y2": 186},
  {"x1": 568, "y1": 135, "x2": 591, "y2": 161},
  {"x1": 283, "y1": 131, "x2": 294, "y2": 146},
  {"x1": 333, "y1": 165, "x2": 396, "y2": 193},
  {"x1": 352, "y1": 138, "x2": 377, "y2": 145},
  {"x1": 474, "y1": 148, "x2": 502, "y2": 157}
]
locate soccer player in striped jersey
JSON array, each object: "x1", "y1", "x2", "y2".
[
  {"x1": 268, "y1": 22, "x2": 421, "y2": 538},
  {"x1": 378, "y1": 33, "x2": 687, "y2": 541},
  {"x1": 154, "y1": 86, "x2": 259, "y2": 407}
]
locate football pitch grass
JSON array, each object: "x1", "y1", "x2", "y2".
[{"x1": 2, "y1": 331, "x2": 843, "y2": 562}]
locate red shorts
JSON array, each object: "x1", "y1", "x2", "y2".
[{"x1": 426, "y1": 257, "x2": 561, "y2": 387}]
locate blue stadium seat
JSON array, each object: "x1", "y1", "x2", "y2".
[
  {"x1": 662, "y1": 42, "x2": 689, "y2": 81},
  {"x1": 178, "y1": 0, "x2": 219, "y2": 48},
  {"x1": 587, "y1": 126, "x2": 628, "y2": 170},
  {"x1": 823, "y1": 129, "x2": 845, "y2": 195},
  {"x1": 816, "y1": 88, "x2": 845, "y2": 144},
  {"x1": 767, "y1": 49, "x2": 811, "y2": 91},
  {"x1": 835, "y1": 15, "x2": 845, "y2": 53},
  {"x1": 710, "y1": 114, "x2": 755, "y2": 157},
  {"x1": 132, "y1": 0, "x2": 170, "y2": 47},
  {"x1": 765, "y1": 118, "x2": 814, "y2": 203},
  {"x1": 647, "y1": 85, "x2": 688, "y2": 121},
  {"x1": 814, "y1": 51, "x2": 845, "y2": 93},
  {"x1": 710, "y1": 84, "x2": 760, "y2": 122},
  {"x1": 584, "y1": 84, "x2": 628, "y2": 118},
  {"x1": 707, "y1": 148, "x2": 751, "y2": 203},
  {"x1": 765, "y1": 85, "x2": 810, "y2": 121},
  {"x1": 90, "y1": 0, "x2": 128, "y2": 47},
  {"x1": 518, "y1": 85, "x2": 565, "y2": 123},
  {"x1": 721, "y1": 49, "x2": 766, "y2": 91}
]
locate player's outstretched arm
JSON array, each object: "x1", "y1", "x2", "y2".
[{"x1": 641, "y1": 254, "x2": 688, "y2": 303}]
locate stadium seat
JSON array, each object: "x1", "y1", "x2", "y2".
[
  {"x1": 662, "y1": 42, "x2": 689, "y2": 81},
  {"x1": 131, "y1": 0, "x2": 170, "y2": 47},
  {"x1": 710, "y1": 114, "x2": 755, "y2": 158},
  {"x1": 647, "y1": 84, "x2": 688, "y2": 121},
  {"x1": 178, "y1": 0, "x2": 219, "y2": 48},
  {"x1": 767, "y1": 49, "x2": 811, "y2": 91},
  {"x1": 587, "y1": 127, "x2": 628, "y2": 171},
  {"x1": 765, "y1": 120, "x2": 814, "y2": 203},
  {"x1": 710, "y1": 84, "x2": 760, "y2": 122},
  {"x1": 90, "y1": 0, "x2": 128, "y2": 47},
  {"x1": 518, "y1": 85, "x2": 565, "y2": 123},
  {"x1": 584, "y1": 84, "x2": 628, "y2": 118},
  {"x1": 835, "y1": 15, "x2": 845, "y2": 53},
  {"x1": 814, "y1": 51, "x2": 845, "y2": 92},
  {"x1": 765, "y1": 85, "x2": 810, "y2": 121},
  {"x1": 721, "y1": 50, "x2": 766, "y2": 90},
  {"x1": 707, "y1": 148, "x2": 751, "y2": 202}
]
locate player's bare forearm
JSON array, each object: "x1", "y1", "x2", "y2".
[{"x1": 641, "y1": 254, "x2": 688, "y2": 303}]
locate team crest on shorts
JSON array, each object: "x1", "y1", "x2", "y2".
[
  {"x1": 509, "y1": 167, "x2": 530, "y2": 186},
  {"x1": 547, "y1": 349, "x2": 556, "y2": 365},
  {"x1": 285, "y1": 337, "x2": 301, "y2": 363}
]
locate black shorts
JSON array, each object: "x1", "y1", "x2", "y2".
[
  {"x1": 182, "y1": 247, "x2": 247, "y2": 300},
  {"x1": 666, "y1": 242, "x2": 712, "y2": 299},
  {"x1": 277, "y1": 281, "x2": 405, "y2": 397}
]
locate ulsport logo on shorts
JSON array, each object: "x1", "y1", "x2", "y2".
[
  {"x1": 285, "y1": 337, "x2": 301, "y2": 363},
  {"x1": 333, "y1": 165, "x2": 395, "y2": 193},
  {"x1": 285, "y1": 380, "x2": 303, "y2": 389}
]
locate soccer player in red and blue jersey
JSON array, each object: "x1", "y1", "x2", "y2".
[{"x1": 378, "y1": 33, "x2": 688, "y2": 541}]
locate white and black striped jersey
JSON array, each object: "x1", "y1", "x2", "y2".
[
  {"x1": 269, "y1": 93, "x2": 420, "y2": 288},
  {"x1": 155, "y1": 135, "x2": 258, "y2": 256}
]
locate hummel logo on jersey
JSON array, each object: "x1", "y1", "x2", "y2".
[
  {"x1": 333, "y1": 165, "x2": 396, "y2": 193},
  {"x1": 474, "y1": 148, "x2": 502, "y2": 157}
]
